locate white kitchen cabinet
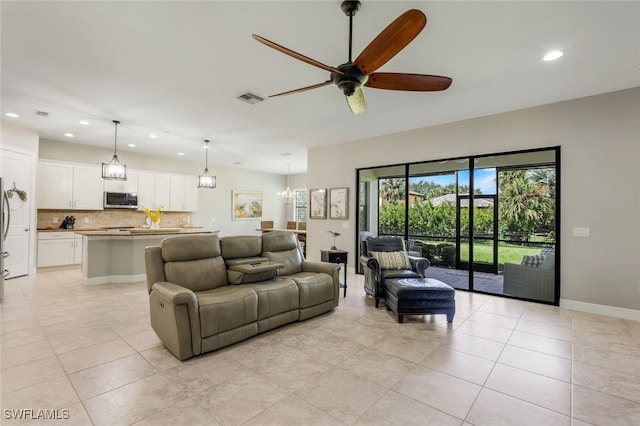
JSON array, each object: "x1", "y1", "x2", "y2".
[
  {"x1": 137, "y1": 171, "x2": 170, "y2": 210},
  {"x1": 37, "y1": 161, "x2": 103, "y2": 210},
  {"x1": 184, "y1": 175, "x2": 198, "y2": 211},
  {"x1": 154, "y1": 174, "x2": 170, "y2": 209},
  {"x1": 74, "y1": 234, "x2": 83, "y2": 264},
  {"x1": 37, "y1": 232, "x2": 76, "y2": 267},
  {"x1": 137, "y1": 171, "x2": 155, "y2": 209},
  {"x1": 103, "y1": 170, "x2": 138, "y2": 193},
  {"x1": 169, "y1": 175, "x2": 198, "y2": 212}
]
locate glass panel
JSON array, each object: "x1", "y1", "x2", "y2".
[
  {"x1": 356, "y1": 148, "x2": 558, "y2": 304},
  {"x1": 408, "y1": 159, "x2": 470, "y2": 291}
]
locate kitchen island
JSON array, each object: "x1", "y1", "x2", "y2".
[{"x1": 76, "y1": 228, "x2": 218, "y2": 285}]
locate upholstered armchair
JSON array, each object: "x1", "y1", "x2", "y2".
[{"x1": 360, "y1": 236, "x2": 430, "y2": 307}]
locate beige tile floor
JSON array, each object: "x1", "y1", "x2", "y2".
[{"x1": 1, "y1": 268, "x2": 640, "y2": 425}]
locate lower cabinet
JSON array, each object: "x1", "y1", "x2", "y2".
[{"x1": 37, "y1": 232, "x2": 82, "y2": 267}]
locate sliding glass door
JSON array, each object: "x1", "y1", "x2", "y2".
[{"x1": 356, "y1": 147, "x2": 559, "y2": 304}]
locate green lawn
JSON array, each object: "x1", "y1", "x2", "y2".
[{"x1": 420, "y1": 240, "x2": 543, "y2": 269}]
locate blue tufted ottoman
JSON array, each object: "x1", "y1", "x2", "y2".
[{"x1": 383, "y1": 277, "x2": 456, "y2": 323}]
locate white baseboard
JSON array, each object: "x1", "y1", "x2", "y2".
[
  {"x1": 560, "y1": 298, "x2": 640, "y2": 321},
  {"x1": 84, "y1": 273, "x2": 146, "y2": 286}
]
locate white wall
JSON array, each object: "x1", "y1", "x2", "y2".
[
  {"x1": 306, "y1": 88, "x2": 640, "y2": 317},
  {"x1": 38, "y1": 139, "x2": 294, "y2": 235}
]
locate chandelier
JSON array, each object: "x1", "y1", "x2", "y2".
[
  {"x1": 277, "y1": 164, "x2": 295, "y2": 204},
  {"x1": 198, "y1": 139, "x2": 216, "y2": 188},
  {"x1": 102, "y1": 120, "x2": 127, "y2": 180}
]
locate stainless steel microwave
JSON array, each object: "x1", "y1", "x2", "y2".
[{"x1": 104, "y1": 192, "x2": 138, "y2": 209}]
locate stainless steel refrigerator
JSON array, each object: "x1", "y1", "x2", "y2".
[{"x1": 1, "y1": 177, "x2": 10, "y2": 299}]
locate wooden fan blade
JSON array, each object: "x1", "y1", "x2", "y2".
[
  {"x1": 269, "y1": 81, "x2": 332, "y2": 98},
  {"x1": 365, "y1": 73, "x2": 452, "y2": 91},
  {"x1": 253, "y1": 34, "x2": 343, "y2": 75},
  {"x1": 345, "y1": 86, "x2": 367, "y2": 115},
  {"x1": 354, "y1": 9, "x2": 426, "y2": 76}
]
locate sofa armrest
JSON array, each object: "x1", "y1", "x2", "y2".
[
  {"x1": 150, "y1": 281, "x2": 201, "y2": 359},
  {"x1": 152, "y1": 281, "x2": 198, "y2": 306},
  {"x1": 302, "y1": 260, "x2": 339, "y2": 276},
  {"x1": 409, "y1": 256, "x2": 430, "y2": 277}
]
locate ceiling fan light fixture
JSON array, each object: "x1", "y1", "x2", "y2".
[
  {"x1": 198, "y1": 140, "x2": 217, "y2": 189},
  {"x1": 102, "y1": 120, "x2": 127, "y2": 181}
]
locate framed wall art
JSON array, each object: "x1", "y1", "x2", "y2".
[
  {"x1": 232, "y1": 190, "x2": 263, "y2": 220},
  {"x1": 329, "y1": 187, "x2": 349, "y2": 220},
  {"x1": 309, "y1": 189, "x2": 327, "y2": 219}
]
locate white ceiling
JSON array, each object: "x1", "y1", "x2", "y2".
[{"x1": 2, "y1": 1, "x2": 639, "y2": 175}]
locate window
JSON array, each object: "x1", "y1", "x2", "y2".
[{"x1": 294, "y1": 189, "x2": 307, "y2": 222}]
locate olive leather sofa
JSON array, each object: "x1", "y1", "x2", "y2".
[{"x1": 145, "y1": 231, "x2": 340, "y2": 360}]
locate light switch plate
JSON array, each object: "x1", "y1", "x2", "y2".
[
  {"x1": 572, "y1": 227, "x2": 590, "y2": 237},
  {"x1": 342, "y1": 221, "x2": 349, "y2": 228}
]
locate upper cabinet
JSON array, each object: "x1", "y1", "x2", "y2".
[
  {"x1": 170, "y1": 175, "x2": 198, "y2": 212},
  {"x1": 103, "y1": 170, "x2": 138, "y2": 193},
  {"x1": 37, "y1": 161, "x2": 198, "y2": 212},
  {"x1": 37, "y1": 161, "x2": 103, "y2": 210},
  {"x1": 137, "y1": 172, "x2": 173, "y2": 211}
]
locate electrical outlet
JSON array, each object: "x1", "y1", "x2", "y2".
[
  {"x1": 342, "y1": 221, "x2": 349, "y2": 228},
  {"x1": 84, "y1": 217, "x2": 90, "y2": 223},
  {"x1": 52, "y1": 217, "x2": 58, "y2": 224}
]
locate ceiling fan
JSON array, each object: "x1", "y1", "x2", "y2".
[{"x1": 252, "y1": 0, "x2": 452, "y2": 115}]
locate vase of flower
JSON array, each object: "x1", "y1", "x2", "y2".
[{"x1": 142, "y1": 206, "x2": 163, "y2": 229}]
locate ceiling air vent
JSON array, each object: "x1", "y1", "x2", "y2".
[
  {"x1": 32, "y1": 109, "x2": 49, "y2": 117},
  {"x1": 237, "y1": 92, "x2": 264, "y2": 105}
]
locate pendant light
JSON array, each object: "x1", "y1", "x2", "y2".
[
  {"x1": 278, "y1": 164, "x2": 295, "y2": 204},
  {"x1": 198, "y1": 139, "x2": 216, "y2": 188},
  {"x1": 102, "y1": 120, "x2": 127, "y2": 180}
]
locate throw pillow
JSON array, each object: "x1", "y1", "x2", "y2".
[
  {"x1": 371, "y1": 251, "x2": 411, "y2": 270},
  {"x1": 521, "y1": 254, "x2": 544, "y2": 267}
]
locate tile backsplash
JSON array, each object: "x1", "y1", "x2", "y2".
[{"x1": 37, "y1": 209, "x2": 193, "y2": 230}]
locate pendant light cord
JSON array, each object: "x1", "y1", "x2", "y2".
[
  {"x1": 112, "y1": 120, "x2": 120, "y2": 156},
  {"x1": 204, "y1": 139, "x2": 210, "y2": 171}
]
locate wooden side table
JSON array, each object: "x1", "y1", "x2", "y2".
[{"x1": 321, "y1": 250, "x2": 348, "y2": 297}]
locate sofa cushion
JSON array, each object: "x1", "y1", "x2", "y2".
[
  {"x1": 286, "y1": 272, "x2": 334, "y2": 309},
  {"x1": 162, "y1": 234, "x2": 220, "y2": 262},
  {"x1": 371, "y1": 251, "x2": 411, "y2": 270},
  {"x1": 241, "y1": 278, "x2": 300, "y2": 320},
  {"x1": 521, "y1": 254, "x2": 544, "y2": 267},
  {"x1": 197, "y1": 286, "x2": 258, "y2": 338},
  {"x1": 262, "y1": 232, "x2": 303, "y2": 275},
  {"x1": 164, "y1": 257, "x2": 228, "y2": 291},
  {"x1": 220, "y1": 235, "x2": 262, "y2": 259},
  {"x1": 162, "y1": 235, "x2": 228, "y2": 291}
]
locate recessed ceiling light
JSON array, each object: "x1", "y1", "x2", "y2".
[
  {"x1": 543, "y1": 50, "x2": 564, "y2": 61},
  {"x1": 178, "y1": 152, "x2": 184, "y2": 156},
  {"x1": 149, "y1": 134, "x2": 158, "y2": 139},
  {"x1": 5, "y1": 113, "x2": 19, "y2": 118},
  {"x1": 64, "y1": 133, "x2": 74, "y2": 137},
  {"x1": 127, "y1": 143, "x2": 136, "y2": 148},
  {"x1": 78, "y1": 120, "x2": 90, "y2": 125}
]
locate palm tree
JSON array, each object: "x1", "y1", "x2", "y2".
[
  {"x1": 499, "y1": 170, "x2": 553, "y2": 241},
  {"x1": 526, "y1": 168, "x2": 556, "y2": 198},
  {"x1": 379, "y1": 178, "x2": 405, "y2": 204}
]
